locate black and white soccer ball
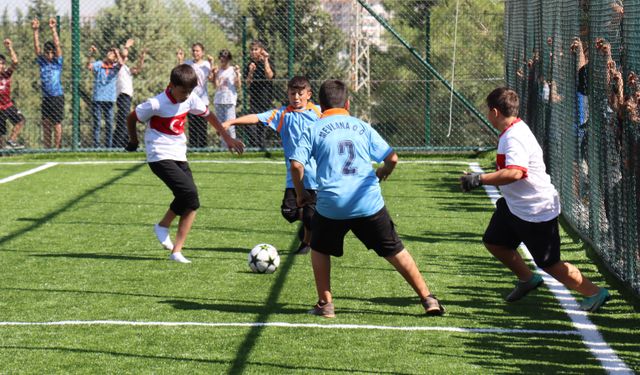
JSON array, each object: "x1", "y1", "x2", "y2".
[{"x1": 248, "y1": 244, "x2": 280, "y2": 274}]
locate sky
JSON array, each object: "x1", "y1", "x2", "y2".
[{"x1": 0, "y1": 0, "x2": 210, "y2": 19}]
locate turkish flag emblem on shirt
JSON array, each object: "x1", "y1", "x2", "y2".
[{"x1": 149, "y1": 113, "x2": 188, "y2": 135}]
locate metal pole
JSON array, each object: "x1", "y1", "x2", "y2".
[
  {"x1": 288, "y1": 0, "x2": 294, "y2": 79},
  {"x1": 424, "y1": 5, "x2": 431, "y2": 146},
  {"x1": 71, "y1": 0, "x2": 80, "y2": 150},
  {"x1": 241, "y1": 16, "x2": 248, "y2": 115}
]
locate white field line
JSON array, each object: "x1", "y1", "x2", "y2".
[
  {"x1": 469, "y1": 162, "x2": 633, "y2": 375},
  {"x1": 0, "y1": 162, "x2": 58, "y2": 184},
  {"x1": 0, "y1": 159, "x2": 472, "y2": 166},
  {"x1": 0, "y1": 320, "x2": 578, "y2": 335}
]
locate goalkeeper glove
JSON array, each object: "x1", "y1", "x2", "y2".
[
  {"x1": 460, "y1": 172, "x2": 482, "y2": 192},
  {"x1": 124, "y1": 141, "x2": 139, "y2": 152}
]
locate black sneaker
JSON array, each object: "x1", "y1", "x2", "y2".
[
  {"x1": 505, "y1": 274, "x2": 543, "y2": 302},
  {"x1": 293, "y1": 242, "x2": 311, "y2": 255},
  {"x1": 5, "y1": 140, "x2": 24, "y2": 149}
]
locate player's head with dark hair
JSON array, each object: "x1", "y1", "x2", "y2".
[
  {"x1": 191, "y1": 43, "x2": 205, "y2": 61},
  {"x1": 250, "y1": 39, "x2": 266, "y2": 49},
  {"x1": 43, "y1": 41, "x2": 56, "y2": 61},
  {"x1": 169, "y1": 64, "x2": 198, "y2": 102},
  {"x1": 486, "y1": 87, "x2": 519, "y2": 117},
  {"x1": 286, "y1": 76, "x2": 313, "y2": 109},
  {"x1": 218, "y1": 49, "x2": 232, "y2": 61},
  {"x1": 319, "y1": 79, "x2": 348, "y2": 111},
  {"x1": 288, "y1": 76, "x2": 311, "y2": 91}
]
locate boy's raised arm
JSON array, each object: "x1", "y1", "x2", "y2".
[
  {"x1": 31, "y1": 18, "x2": 41, "y2": 56},
  {"x1": 49, "y1": 18, "x2": 62, "y2": 57},
  {"x1": 4, "y1": 39, "x2": 18, "y2": 69},
  {"x1": 86, "y1": 45, "x2": 97, "y2": 71},
  {"x1": 221, "y1": 113, "x2": 260, "y2": 131}
]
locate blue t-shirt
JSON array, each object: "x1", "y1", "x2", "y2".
[
  {"x1": 36, "y1": 56, "x2": 63, "y2": 97},
  {"x1": 257, "y1": 102, "x2": 321, "y2": 189},
  {"x1": 92, "y1": 61, "x2": 120, "y2": 102},
  {"x1": 290, "y1": 108, "x2": 393, "y2": 219}
]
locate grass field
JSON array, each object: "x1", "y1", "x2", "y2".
[{"x1": 0, "y1": 154, "x2": 639, "y2": 374}]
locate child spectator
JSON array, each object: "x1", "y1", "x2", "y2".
[
  {"x1": 114, "y1": 38, "x2": 145, "y2": 148},
  {"x1": 460, "y1": 87, "x2": 610, "y2": 312},
  {"x1": 32, "y1": 18, "x2": 63, "y2": 149},
  {"x1": 87, "y1": 45, "x2": 123, "y2": 148},
  {"x1": 244, "y1": 39, "x2": 276, "y2": 150},
  {"x1": 177, "y1": 43, "x2": 211, "y2": 148},
  {"x1": 0, "y1": 38, "x2": 25, "y2": 149},
  {"x1": 125, "y1": 64, "x2": 244, "y2": 263},
  {"x1": 211, "y1": 49, "x2": 240, "y2": 148},
  {"x1": 290, "y1": 79, "x2": 444, "y2": 317},
  {"x1": 222, "y1": 76, "x2": 320, "y2": 254}
]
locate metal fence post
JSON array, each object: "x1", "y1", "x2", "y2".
[{"x1": 71, "y1": 0, "x2": 80, "y2": 151}]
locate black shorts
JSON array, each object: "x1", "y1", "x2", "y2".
[
  {"x1": 281, "y1": 188, "x2": 317, "y2": 223},
  {"x1": 42, "y1": 95, "x2": 64, "y2": 123},
  {"x1": 311, "y1": 206, "x2": 404, "y2": 258},
  {"x1": 482, "y1": 197, "x2": 561, "y2": 268},
  {"x1": 148, "y1": 160, "x2": 200, "y2": 215},
  {"x1": 0, "y1": 106, "x2": 25, "y2": 135}
]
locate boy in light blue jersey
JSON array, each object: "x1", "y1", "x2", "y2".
[
  {"x1": 290, "y1": 79, "x2": 444, "y2": 318},
  {"x1": 223, "y1": 76, "x2": 320, "y2": 254}
]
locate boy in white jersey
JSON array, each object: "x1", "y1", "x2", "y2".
[
  {"x1": 460, "y1": 87, "x2": 610, "y2": 312},
  {"x1": 125, "y1": 64, "x2": 244, "y2": 263},
  {"x1": 290, "y1": 79, "x2": 444, "y2": 318},
  {"x1": 222, "y1": 76, "x2": 321, "y2": 254}
]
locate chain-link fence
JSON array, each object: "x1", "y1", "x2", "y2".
[
  {"x1": 0, "y1": 0, "x2": 503, "y2": 153},
  {"x1": 506, "y1": 0, "x2": 640, "y2": 295}
]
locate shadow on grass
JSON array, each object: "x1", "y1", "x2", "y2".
[
  {"x1": 0, "y1": 345, "x2": 411, "y2": 374},
  {"x1": 0, "y1": 163, "x2": 145, "y2": 249}
]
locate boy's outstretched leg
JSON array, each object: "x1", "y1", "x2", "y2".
[
  {"x1": 385, "y1": 249, "x2": 444, "y2": 315},
  {"x1": 485, "y1": 242, "x2": 543, "y2": 302},
  {"x1": 543, "y1": 261, "x2": 610, "y2": 312},
  {"x1": 168, "y1": 209, "x2": 196, "y2": 264},
  {"x1": 309, "y1": 250, "x2": 335, "y2": 318}
]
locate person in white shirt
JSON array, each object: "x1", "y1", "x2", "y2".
[
  {"x1": 460, "y1": 87, "x2": 610, "y2": 312},
  {"x1": 177, "y1": 43, "x2": 211, "y2": 148},
  {"x1": 124, "y1": 64, "x2": 244, "y2": 263},
  {"x1": 211, "y1": 49, "x2": 241, "y2": 148},
  {"x1": 114, "y1": 38, "x2": 145, "y2": 148}
]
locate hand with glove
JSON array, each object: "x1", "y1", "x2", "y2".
[{"x1": 460, "y1": 172, "x2": 483, "y2": 192}]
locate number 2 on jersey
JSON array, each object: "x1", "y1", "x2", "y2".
[{"x1": 338, "y1": 140, "x2": 357, "y2": 175}]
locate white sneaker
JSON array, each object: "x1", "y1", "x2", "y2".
[
  {"x1": 169, "y1": 252, "x2": 191, "y2": 263},
  {"x1": 154, "y1": 224, "x2": 174, "y2": 250}
]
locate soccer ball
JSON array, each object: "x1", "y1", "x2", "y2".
[{"x1": 248, "y1": 244, "x2": 280, "y2": 274}]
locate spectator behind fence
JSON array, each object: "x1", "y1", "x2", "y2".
[
  {"x1": 87, "y1": 45, "x2": 123, "y2": 148},
  {"x1": 32, "y1": 18, "x2": 63, "y2": 149},
  {"x1": 177, "y1": 43, "x2": 211, "y2": 148},
  {"x1": 114, "y1": 39, "x2": 146, "y2": 148},
  {"x1": 245, "y1": 39, "x2": 276, "y2": 150},
  {"x1": 211, "y1": 49, "x2": 241, "y2": 148},
  {"x1": 0, "y1": 38, "x2": 25, "y2": 149}
]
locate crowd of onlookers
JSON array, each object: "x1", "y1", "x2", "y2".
[{"x1": 0, "y1": 17, "x2": 277, "y2": 151}]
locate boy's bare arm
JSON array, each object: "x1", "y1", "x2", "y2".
[
  {"x1": 222, "y1": 114, "x2": 260, "y2": 130},
  {"x1": 376, "y1": 151, "x2": 398, "y2": 181},
  {"x1": 290, "y1": 160, "x2": 307, "y2": 207},
  {"x1": 125, "y1": 111, "x2": 139, "y2": 151},
  {"x1": 131, "y1": 48, "x2": 146, "y2": 75},
  {"x1": 460, "y1": 168, "x2": 523, "y2": 192},
  {"x1": 205, "y1": 112, "x2": 245, "y2": 154},
  {"x1": 86, "y1": 45, "x2": 97, "y2": 71},
  {"x1": 49, "y1": 18, "x2": 62, "y2": 57},
  {"x1": 4, "y1": 39, "x2": 18, "y2": 68},
  {"x1": 31, "y1": 19, "x2": 41, "y2": 56}
]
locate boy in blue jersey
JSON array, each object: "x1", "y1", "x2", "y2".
[
  {"x1": 222, "y1": 76, "x2": 321, "y2": 254},
  {"x1": 290, "y1": 79, "x2": 444, "y2": 317}
]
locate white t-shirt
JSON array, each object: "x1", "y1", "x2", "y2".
[
  {"x1": 116, "y1": 64, "x2": 133, "y2": 97},
  {"x1": 135, "y1": 88, "x2": 209, "y2": 162},
  {"x1": 213, "y1": 66, "x2": 238, "y2": 105},
  {"x1": 496, "y1": 119, "x2": 560, "y2": 222},
  {"x1": 185, "y1": 59, "x2": 211, "y2": 105}
]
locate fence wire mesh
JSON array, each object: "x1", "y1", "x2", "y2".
[
  {"x1": 0, "y1": 0, "x2": 503, "y2": 152},
  {"x1": 506, "y1": 0, "x2": 640, "y2": 295}
]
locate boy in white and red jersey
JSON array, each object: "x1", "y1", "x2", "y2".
[
  {"x1": 460, "y1": 87, "x2": 610, "y2": 312},
  {"x1": 125, "y1": 64, "x2": 244, "y2": 263},
  {"x1": 0, "y1": 38, "x2": 25, "y2": 149}
]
